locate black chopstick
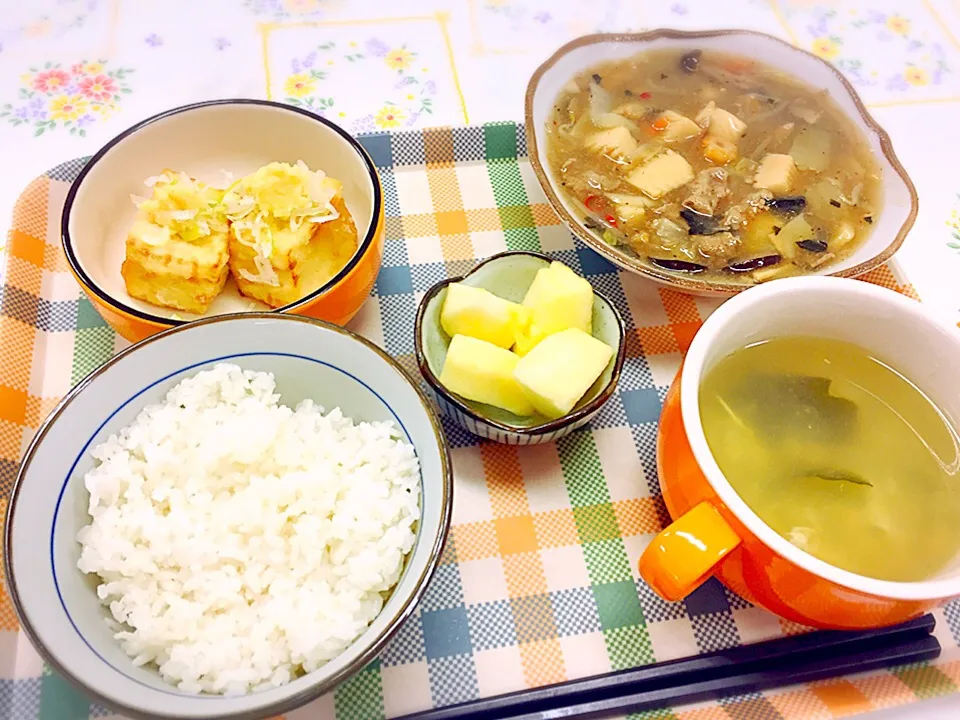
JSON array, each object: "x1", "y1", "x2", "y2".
[
  {"x1": 397, "y1": 615, "x2": 938, "y2": 720},
  {"x1": 531, "y1": 634, "x2": 940, "y2": 720}
]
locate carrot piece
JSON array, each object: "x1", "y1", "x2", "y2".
[
  {"x1": 721, "y1": 58, "x2": 754, "y2": 74},
  {"x1": 652, "y1": 116, "x2": 669, "y2": 132}
]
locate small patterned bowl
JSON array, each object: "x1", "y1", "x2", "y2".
[{"x1": 415, "y1": 251, "x2": 626, "y2": 445}]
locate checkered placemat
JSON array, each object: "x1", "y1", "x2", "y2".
[{"x1": 2, "y1": 122, "x2": 959, "y2": 720}]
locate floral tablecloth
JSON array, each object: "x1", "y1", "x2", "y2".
[{"x1": 2, "y1": 2, "x2": 960, "y2": 719}]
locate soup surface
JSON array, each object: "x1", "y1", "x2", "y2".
[
  {"x1": 546, "y1": 49, "x2": 882, "y2": 283},
  {"x1": 699, "y1": 336, "x2": 960, "y2": 582}
]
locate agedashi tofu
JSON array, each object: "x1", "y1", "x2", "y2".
[
  {"x1": 440, "y1": 283, "x2": 528, "y2": 349},
  {"x1": 224, "y1": 162, "x2": 358, "y2": 308},
  {"x1": 514, "y1": 261, "x2": 594, "y2": 355},
  {"x1": 121, "y1": 171, "x2": 230, "y2": 314},
  {"x1": 514, "y1": 328, "x2": 614, "y2": 419},
  {"x1": 626, "y1": 150, "x2": 694, "y2": 199},
  {"x1": 754, "y1": 154, "x2": 797, "y2": 194},
  {"x1": 439, "y1": 335, "x2": 535, "y2": 416}
]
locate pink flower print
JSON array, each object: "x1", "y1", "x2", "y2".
[
  {"x1": 33, "y1": 69, "x2": 71, "y2": 93},
  {"x1": 78, "y1": 74, "x2": 118, "y2": 102}
]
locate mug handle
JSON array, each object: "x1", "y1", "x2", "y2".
[{"x1": 638, "y1": 502, "x2": 742, "y2": 601}]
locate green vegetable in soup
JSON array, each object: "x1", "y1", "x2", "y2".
[{"x1": 724, "y1": 372, "x2": 859, "y2": 444}]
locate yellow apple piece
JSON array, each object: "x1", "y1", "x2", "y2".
[
  {"x1": 514, "y1": 262, "x2": 594, "y2": 355},
  {"x1": 439, "y1": 334, "x2": 535, "y2": 416},
  {"x1": 440, "y1": 282, "x2": 529, "y2": 349},
  {"x1": 514, "y1": 328, "x2": 614, "y2": 419}
]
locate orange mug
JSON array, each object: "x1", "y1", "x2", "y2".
[{"x1": 638, "y1": 277, "x2": 960, "y2": 629}]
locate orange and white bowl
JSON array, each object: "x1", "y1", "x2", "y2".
[
  {"x1": 62, "y1": 100, "x2": 385, "y2": 342},
  {"x1": 640, "y1": 277, "x2": 960, "y2": 629}
]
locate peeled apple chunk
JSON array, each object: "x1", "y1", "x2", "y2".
[
  {"x1": 440, "y1": 283, "x2": 528, "y2": 349},
  {"x1": 514, "y1": 262, "x2": 594, "y2": 355},
  {"x1": 514, "y1": 328, "x2": 614, "y2": 419},
  {"x1": 439, "y1": 335, "x2": 535, "y2": 416}
]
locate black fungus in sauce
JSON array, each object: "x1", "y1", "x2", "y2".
[
  {"x1": 681, "y1": 50, "x2": 702, "y2": 73},
  {"x1": 726, "y1": 255, "x2": 782, "y2": 272},
  {"x1": 652, "y1": 258, "x2": 707, "y2": 273},
  {"x1": 796, "y1": 239, "x2": 829, "y2": 253},
  {"x1": 680, "y1": 208, "x2": 727, "y2": 235},
  {"x1": 766, "y1": 196, "x2": 807, "y2": 217}
]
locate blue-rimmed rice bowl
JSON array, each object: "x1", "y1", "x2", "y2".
[{"x1": 4, "y1": 313, "x2": 452, "y2": 719}]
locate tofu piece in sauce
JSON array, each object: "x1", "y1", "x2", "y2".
[
  {"x1": 754, "y1": 154, "x2": 797, "y2": 194},
  {"x1": 626, "y1": 150, "x2": 695, "y2": 199}
]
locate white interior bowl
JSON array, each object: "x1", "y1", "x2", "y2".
[
  {"x1": 525, "y1": 30, "x2": 919, "y2": 296},
  {"x1": 4, "y1": 314, "x2": 452, "y2": 719},
  {"x1": 63, "y1": 100, "x2": 381, "y2": 323},
  {"x1": 682, "y1": 277, "x2": 960, "y2": 601}
]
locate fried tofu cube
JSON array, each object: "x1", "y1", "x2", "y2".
[
  {"x1": 122, "y1": 224, "x2": 229, "y2": 314},
  {"x1": 754, "y1": 154, "x2": 797, "y2": 194},
  {"x1": 626, "y1": 150, "x2": 695, "y2": 199},
  {"x1": 229, "y1": 196, "x2": 359, "y2": 308},
  {"x1": 585, "y1": 126, "x2": 638, "y2": 159},
  {"x1": 121, "y1": 172, "x2": 229, "y2": 314}
]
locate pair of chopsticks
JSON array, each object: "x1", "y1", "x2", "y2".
[{"x1": 399, "y1": 615, "x2": 939, "y2": 720}]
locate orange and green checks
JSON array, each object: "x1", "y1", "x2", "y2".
[{"x1": 0, "y1": 124, "x2": 955, "y2": 720}]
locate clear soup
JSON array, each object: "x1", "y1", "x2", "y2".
[{"x1": 699, "y1": 336, "x2": 960, "y2": 582}]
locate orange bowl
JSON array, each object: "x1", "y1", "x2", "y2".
[
  {"x1": 639, "y1": 277, "x2": 960, "y2": 629},
  {"x1": 62, "y1": 100, "x2": 384, "y2": 342}
]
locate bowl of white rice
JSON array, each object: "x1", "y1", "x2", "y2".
[{"x1": 4, "y1": 313, "x2": 452, "y2": 719}]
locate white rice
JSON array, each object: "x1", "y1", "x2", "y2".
[{"x1": 76, "y1": 363, "x2": 421, "y2": 695}]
